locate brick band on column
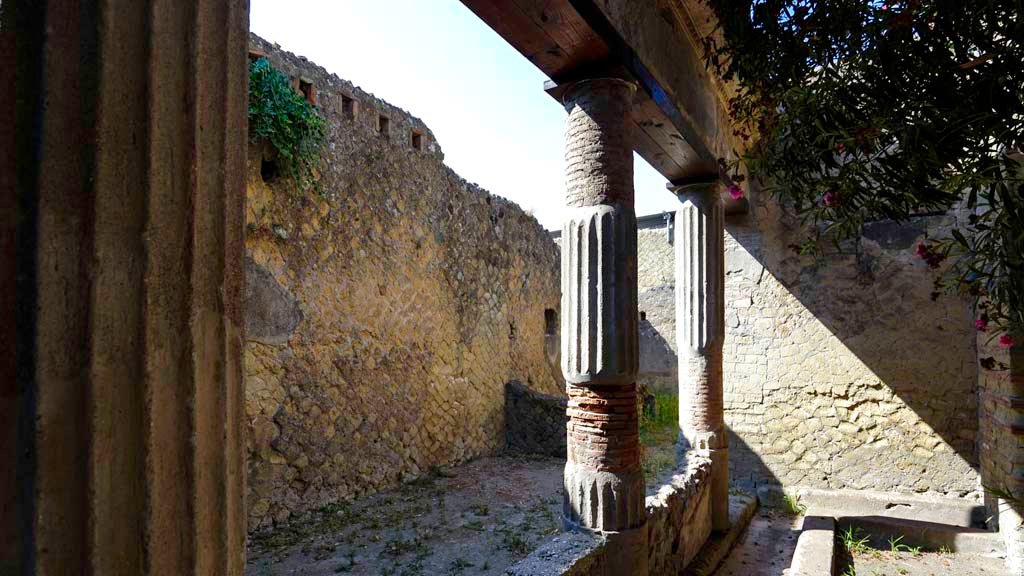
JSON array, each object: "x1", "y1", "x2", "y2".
[
  {"x1": 673, "y1": 179, "x2": 730, "y2": 531},
  {"x1": 560, "y1": 78, "x2": 647, "y2": 574}
]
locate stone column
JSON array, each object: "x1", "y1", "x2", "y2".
[
  {"x1": 560, "y1": 78, "x2": 647, "y2": 574},
  {"x1": 672, "y1": 177, "x2": 730, "y2": 532},
  {"x1": 13, "y1": 1, "x2": 249, "y2": 574}
]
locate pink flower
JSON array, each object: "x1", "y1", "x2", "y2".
[
  {"x1": 999, "y1": 334, "x2": 1015, "y2": 349},
  {"x1": 728, "y1": 184, "x2": 744, "y2": 200},
  {"x1": 915, "y1": 242, "x2": 946, "y2": 269},
  {"x1": 975, "y1": 316, "x2": 988, "y2": 332},
  {"x1": 823, "y1": 190, "x2": 838, "y2": 207},
  {"x1": 881, "y1": 4, "x2": 889, "y2": 10},
  {"x1": 836, "y1": 143, "x2": 846, "y2": 153}
]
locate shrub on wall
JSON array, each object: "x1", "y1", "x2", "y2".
[{"x1": 248, "y1": 58, "x2": 326, "y2": 192}]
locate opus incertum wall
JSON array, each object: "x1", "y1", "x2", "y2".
[
  {"x1": 622, "y1": 200, "x2": 981, "y2": 498},
  {"x1": 244, "y1": 34, "x2": 563, "y2": 529}
]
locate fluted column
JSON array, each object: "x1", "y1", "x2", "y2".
[
  {"x1": 561, "y1": 78, "x2": 647, "y2": 574},
  {"x1": 673, "y1": 178, "x2": 729, "y2": 532},
  {"x1": 13, "y1": 1, "x2": 249, "y2": 574}
]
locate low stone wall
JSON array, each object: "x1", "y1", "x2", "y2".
[
  {"x1": 645, "y1": 456, "x2": 713, "y2": 574},
  {"x1": 244, "y1": 34, "x2": 563, "y2": 529},
  {"x1": 507, "y1": 457, "x2": 713, "y2": 575},
  {"x1": 505, "y1": 380, "x2": 568, "y2": 457}
]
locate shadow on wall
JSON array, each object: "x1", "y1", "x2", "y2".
[
  {"x1": 722, "y1": 201, "x2": 980, "y2": 497},
  {"x1": 634, "y1": 316, "x2": 787, "y2": 493},
  {"x1": 639, "y1": 314, "x2": 677, "y2": 394}
]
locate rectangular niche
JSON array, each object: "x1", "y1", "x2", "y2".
[
  {"x1": 342, "y1": 95, "x2": 356, "y2": 119},
  {"x1": 299, "y1": 79, "x2": 316, "y2": 105}
]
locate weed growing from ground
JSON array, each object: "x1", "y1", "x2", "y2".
[
  {"x1": 840, "y1": 526, "x2": 871, "y2": 556},
  {"x1": 780, "y1": 493, "x2": 807, "y2": 516}
]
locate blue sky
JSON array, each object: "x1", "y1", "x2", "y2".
[{"x1": 250, "y1": 0, "x2": 682, "y2": 230}]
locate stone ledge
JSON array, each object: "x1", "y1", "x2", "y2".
[
  {"x1": 505, "y1": 531, "x2": 607, "y2": 576},
  {"x1": 790, "y1": 515, "x2": 835, "y2": 576},
  {"x1": 760, "y1": 486, "x2": 987, "y2": 529},
  {"x1": 837, "y1": 515, "x2": 1004, "y2": 556}
]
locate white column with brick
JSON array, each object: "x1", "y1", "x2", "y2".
[
  {"x1": 560, "y1": 78, "x2": 647, "y2": 575},
  {"x1": 673, "y1": 177, "x2": 730, "y2": 532}
]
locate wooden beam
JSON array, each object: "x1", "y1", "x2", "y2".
[{"x1": 461, "y1": 0, "x2": 741, "y2": 189}]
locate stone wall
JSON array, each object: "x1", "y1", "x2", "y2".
[
  {"x1": 638, "y1": 216, "x2": 679, "y2": 394},
  {"x1": 644, "y1": 457, "x2": 713, "y2": 574},
  {"x1": 506, "y1": 380, "x2": 569, "y2": 457},
  {"x1": 244, "y1": 34, "x2": 563, "y2": 529},
  {"x1": 634, "y1": 200, "x2": 981, "y2": 497}
]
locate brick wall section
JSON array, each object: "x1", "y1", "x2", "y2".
[
  {"x1": 634, "y1": 201, "x2": 981, "y2": 497},
  {"x1": 244, "y1": 34, "x2": 563, "y2": 529},
  {"x1": 978, "y1": 338, "x2": 1024, "y2": 571},
  {"x1": 505, "y1": 380, "x2": 568, "y2": 457}
]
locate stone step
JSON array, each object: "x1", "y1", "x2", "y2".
[{"x1": 789, "y1": 516, "x2": 836, "y2": 576}]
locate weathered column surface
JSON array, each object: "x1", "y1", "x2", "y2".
[
  {"x1": 560, "y1": 78, "x2": 647, "y2": 574},
  {"x1": 13, "y1": 1, "x2": 249, "y2": 574},
  {"x1": 673, "y1": 178, "x2": 730, "y2": 532}
]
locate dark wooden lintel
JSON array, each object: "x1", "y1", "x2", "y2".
[{"x1": 463, "y1": 0, "x2": 726, "y2": 186}]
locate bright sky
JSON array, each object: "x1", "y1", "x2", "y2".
[{"x1": 250, "y1": 0, "x2": 682, "y2": 230}]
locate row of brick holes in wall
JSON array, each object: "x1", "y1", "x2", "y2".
[{"x1": 249, "y1": 50, "x2": 426, "y2": 151}]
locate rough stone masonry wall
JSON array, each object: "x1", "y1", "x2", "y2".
[
  {"x1": 636, "y1": 200, "x2": 981, "y2": 497},
  {"x1": 638, "y1": 218, "x2": 679, "y2": 394},
  {"x1": 505, "y1": 380, "x2": 569, "y2": 457},
  {"x1": 244, "y1": 34, "x2": 563, "y2": 529}
]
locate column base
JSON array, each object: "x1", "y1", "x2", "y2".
[{"x1": 563, "y1": 465, "x2": 646, "y2": 532}]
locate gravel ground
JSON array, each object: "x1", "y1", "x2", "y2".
[
  {"x1": 713, "y1": 508, "x2": 802, "y2": 576},
  {"x1": 844, "y1": 546, "x2": 1006, "y2": 576},
  {"x1": 245, "y1": 455, "x2": 564, "y2": 576}
]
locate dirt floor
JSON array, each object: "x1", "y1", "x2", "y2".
[
  {"x1": 245, "y1": 455, "x2": 564, "y2": 576},
  {"x1": 246, "y1": 400, "x2": 682, "y2": 576},
  {"x1": 841, "y1": 544, "x2": 1006, "y2": 576},
  {"x1": 713, "y1": 508, "x2": 802, "y2": 576}
]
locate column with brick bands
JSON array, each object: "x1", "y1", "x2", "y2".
[
  {"x1": 673, "y1": 178, "x2": 730, "y2": 532},
  {"x1": 560, "y1": 78, "x2": 647, "y2": 574}
]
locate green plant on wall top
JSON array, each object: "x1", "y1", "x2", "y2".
[{"x1": 248, "y1": 58, "x2": 326, "y2": 192}]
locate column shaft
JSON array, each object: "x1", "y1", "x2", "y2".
[
  {"x1": 14, "y1": 1, "x2": 249, "y2": 574},
  {"x1": 674, "y1": 181, "x2": 730, "y2": 531},
  {"x1": 561, "y1": 78, "x2": 647, "y2": 574}
]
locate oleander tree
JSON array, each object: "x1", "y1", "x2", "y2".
[{"x1": 701, "y1": 0, "x2": 1023, "y2": 353}]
